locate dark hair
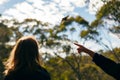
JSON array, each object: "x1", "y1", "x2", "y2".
[{"x1": 4, "y1": 36, "x2": 42, "y2": 75}]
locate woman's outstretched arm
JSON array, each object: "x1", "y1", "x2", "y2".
[{"x1": 74, "y1": 43, "x2": 120, "y2": 79}]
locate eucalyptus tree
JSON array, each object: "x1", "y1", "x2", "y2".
[
  {"x1": 90, "y1": 0, "x2": 120, "y2": 61},
  {"x1": 0, "y1": 16, "x2": 13, "y2": 80}
]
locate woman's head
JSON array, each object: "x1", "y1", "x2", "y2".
[{"x1": 4, "y1": 36, "x2": 42, "y2": 75}]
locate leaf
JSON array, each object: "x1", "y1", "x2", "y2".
[{"x1": 80, "y1": 30, "x2": 89, "y2": 38}]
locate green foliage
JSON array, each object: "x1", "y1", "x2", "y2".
[
  {"x1": 0, "y1": 19, "x2": 13, "y2": 80},
  {"x1": 91, "y1": 0, "x2": 120, "y2": 28},
  {"x1": 75, "y1": 16, "x2": 88, "y2": 25},
  {"x1": 81, "y1": 64, "x2": 101, "y2": 80},
  {"x1": 0, "y1": 23, "x2": 12, "y2": 42},
  {"x1": 89, "y1": 0, "x2": 120, "y2": 62},
  {"x1": 90, "y1": 19, "x2": 103, "y2": 28},
  {"x1": 61, "y1": 16, "x2": 89, "y2": 27},
  {"x1": 102, "y1": 47, "x2": 120, "y2": 62},
  {"x1": 46, "y1": 39, "x2": 54, "y2": 46},
  {"x1": 70, "y1": 27, "x2": 76, "y2": 32},
  {"x1": 109, "y1": 26, "x2": 120, "y2": 33},
  {"x1": 59, "y1": 24, "x2": 67, "y2": 32},
  {"x1": 62, "y1": 45, "x2": 71, "y2": 54},
  {"x1": 45, "y1": 52, "x2": 116, "y2": 80},
  {"x1": 80, "y1": 30, "x2": 89, "y2": 38},
  {"x1": 45, "y1": 57, "x2": 75, "y2": 80}
]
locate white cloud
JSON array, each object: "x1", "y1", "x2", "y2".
[
  {"x1": 4, "y1": 0, "x2": 74, "y2": 24},
  {"x1": 0, "y1": 0, "x2": 9, "y2": 5},
  {"x1": 69, "y1": 0, "x2": 86, "y2": 7},
  {"x1": 15, "y1": 2, "x2": 34, "y2": 15},
  {"x1": 87, "y1": 0, "x2": 104, "y2": 14},
  {"x1": 3, "y1": 0, "x2": 87, "y2": 25},
  {"x1": 3, "y1": 8, "x2": 28, "y2": 21}
]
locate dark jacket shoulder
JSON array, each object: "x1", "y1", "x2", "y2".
[{"x1": 4, "y1": 66, "x2": 51, "y2": 80}]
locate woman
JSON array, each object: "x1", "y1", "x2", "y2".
[
  {"x1": 74, "y1": 43, "x2": 120, "y2": 80},
  {"x1": 4, "y1": 36, "x2": 51, "y2": 80}
]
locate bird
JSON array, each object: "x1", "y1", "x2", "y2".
[
  {"x1": 61, "y1": 15, "x2": 69, "y2": 24},
  {"x1": 62, "y1": 15, "x2": 69, "y2": 21}
]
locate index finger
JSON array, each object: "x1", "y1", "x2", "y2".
[{"x1": 74, "y1": 43, "x2": 82, "y2": 47}]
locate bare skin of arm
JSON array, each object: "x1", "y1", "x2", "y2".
[{"x1": 74, "y1": 43, "x2": 95, "y2": 58}]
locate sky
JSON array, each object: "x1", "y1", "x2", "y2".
[
  {"x1": 0, "y1": 0, "x2": 104, "y2": 24},
  {"x1": 0, "y1": 0, "x2": 120, "y2": 52}
]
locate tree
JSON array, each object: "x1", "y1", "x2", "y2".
[
  {"x1": 45, "y1": 51, "x2": 116, "y2": 80},
  {"x1": 0, "y1": 17, "x2": 13, "y2": 80},
  {"x1": 89, "y1": 0, "x2": 120, "y2": 61}
]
